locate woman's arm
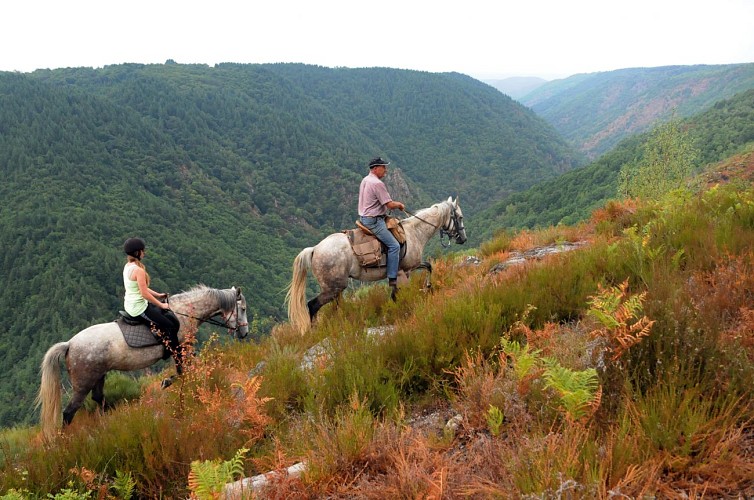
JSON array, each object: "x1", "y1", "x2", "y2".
[
  {"x1": 148, "y1": 288, "x2": 167, "y2": 300},
  {"x1": 135, "y1": 268, "x2": 170, "y2": 310}
]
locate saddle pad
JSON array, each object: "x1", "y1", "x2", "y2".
[{"x1": 115, "y1": 318, "x2": 162, "y2": 348}]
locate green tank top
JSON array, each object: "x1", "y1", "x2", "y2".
[{"x1": 123, "y1": 262, "x2": 148, "y2": 316}]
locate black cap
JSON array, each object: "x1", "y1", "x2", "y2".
[
  {"x1": 123, "y1": 237, "x2": 146, "y2": 256},
  {"x1": 368, "y1": 157, "x2": 390, "y2": 168}
]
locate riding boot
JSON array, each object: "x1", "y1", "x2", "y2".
[
  {"x1": 159, "y1": 329, "x2": 183, "y2": 375},
  {"x1": 164, "y1": 311, "x2": 183, "y2": 375},
  {"x1": 171, "y1": 336, "x2": 184, "y2": 376},
  {"x1": 174, "y1": 356, "x2": 183, "y2": 376},
  {"x1": 389, "y1": 278, "x2": 398, "y2": 302}
]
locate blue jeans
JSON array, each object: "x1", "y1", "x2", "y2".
[{"x1": 360, "y1": 215, "x2": 400, "y2": 280}]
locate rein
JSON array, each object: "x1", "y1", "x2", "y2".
[
  {"x1": 402, "y1": 205, "x2": 464, "y2": 248},
  {"x1": 166, "y1": 296, "x2": 246, "y2": 333},
  {"x1": 402, "y1": 208, "x2": 440, "y2": 229}
]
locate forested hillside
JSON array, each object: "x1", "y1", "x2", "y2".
[
  {"x1": 475, "y1": 88, "x2": 754, "y2": 237},
  {"x1": 520, "y1": 63, "x2": 754, "y2": 158},
  {"x1": 0, "y1": 63, "x2": 578, "y2": 427}
]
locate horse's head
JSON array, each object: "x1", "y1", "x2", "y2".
[
  {"x1": 229, "y1": 287, "x2": 250, "y2": 339},
  {"x1": 442, "y1": 197, "x2": 467, "y2": 245}
]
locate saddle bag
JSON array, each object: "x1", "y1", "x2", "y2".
[
  {"x1": 346, "y1": 228, "x2": 382, "y2": 267},
  {"x1": 385, "y1": 216, "x2": 406, "y2": 244}
]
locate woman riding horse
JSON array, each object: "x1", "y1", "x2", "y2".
[
  {"x1": 37, "y1": 285, "x2": 249, "y2": 439},
  {"x1": 122, "y1": 237, "x2": 183, "y2": 374}
]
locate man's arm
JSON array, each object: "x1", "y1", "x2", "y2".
[{"x1": 386, "y1": 200, "x2": 405, "y2": 211}]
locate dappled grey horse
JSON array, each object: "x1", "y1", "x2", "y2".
[
  {"x1": 286, "y1": 197, "x2": 466, "y2": 333},
  {"x1": 37, "y1": 285, "x2": 248, "y2": 439}
]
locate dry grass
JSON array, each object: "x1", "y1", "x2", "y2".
[{"x1": 7, "y1": 184, "x2": 754, "y2": 497}]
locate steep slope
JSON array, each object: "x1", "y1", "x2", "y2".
[
  {"x1": 521, "y1": 63, "x2": 754, "y2": 158},
  {"x1": 31, "y1": 63, "x2": 581, "y2": 216},
  {"x1": 0, "y1": 72, "x2": 300, "y2": 425},
  {"x1": 229, "y1": 64, "x2": 581, "y2": 211},
  {"x1": 0, "y1": 63, "x2": 578, "y2": 427},
  {"x1": 474, "y1": 88, "x2": 754, "y2": 237}
]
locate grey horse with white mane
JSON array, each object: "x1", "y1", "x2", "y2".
[
  {"x1": 37, "y1": 285, "x2": 248, "y2": 439},
  {"x1": 286, "y1": 197, "x2": 466, "y2": 333}
]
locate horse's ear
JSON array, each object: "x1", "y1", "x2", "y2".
[
  {"x1": 447, "y1": 196, "x2": 452, "y2": 203},
  {"x1": 235, "y1": 286, "x2": 242, "y2": 297}
]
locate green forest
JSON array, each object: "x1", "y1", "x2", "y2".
[
  {"x1": 3, "y1": 59, "x2": 754, "y2": 497},
  {"x1": 1, "y1": 61, "x2": 754, "y2": 431},
  {"x1": 475, "y1": 88, "x2": 754, "y2": 237},
  {"x1": 0, "y1": 63, "x2": 577, "y2": 428}
]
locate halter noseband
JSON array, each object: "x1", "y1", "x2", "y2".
[
  {"x1": 439, "y1": 205, "x2": 465, "y2": 248},
  {"x1": 225, "y1": 300, "x2": 250, "y2": 336}
]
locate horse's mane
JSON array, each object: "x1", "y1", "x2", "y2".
[
  {"x1": 407, "y1": 200, "x2": 450, "y2": 224},
  {"x1": 175, "y1": 284, "x2": 236, "y2": 311}
]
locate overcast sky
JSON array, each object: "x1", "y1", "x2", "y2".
[{"x1": 3, "y1": 0, "x2": 753, "y2": 80}]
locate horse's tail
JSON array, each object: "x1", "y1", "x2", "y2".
[
  {"x1": 286, "y1": 247, "x2": 314, "y2": 334},
  {"x1": 36, "y1": 342, "x2": 69, "y2": 440}
]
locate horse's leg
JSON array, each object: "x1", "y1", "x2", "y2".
[
  {"x1": 306, "y1": 238, "x2": 351, "y2": 324},
  {"x1": 63, "y1": 370, "x2": 104, "y2": 425},
  {"x1": 307, "y1": 283, "x2": 347, "y2": 321},
  {"x1": 417, "y1": 261, "x2": 433, "y2": 291},
  {"x1": 307, "y1": 296, "x2": 322, "y2": 320},
  {"x1": 62, "y1": 388, "x2": 90, "y2": 426},
  {"x1": 91, "y1": 375, "x2": 107, "y2": 411}
]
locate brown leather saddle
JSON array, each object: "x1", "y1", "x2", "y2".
[{"x1": 344, "y1": 218, "x2": 407, "y2": 268}]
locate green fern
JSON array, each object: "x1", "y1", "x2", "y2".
[
  {"x1": 188, "y1": 448, "x2": 248, "y2": 500},
  {"x1": 1, "y1": 489, "x2": 30, "y2": 500},
  {"x1": 500, "y1": 338, "x2": 541, "y2": 381},
  {"x1": 542, "y1": 359, "x2": 600, "y2": 422},
  {"x1": 47, "y1": 487, "x2": 93, "y2": 499},
  {"x1": 111, "y1": 470, "x2": 136, "y2": 500},
  {"x1": 486, "y1": 405, "x2": 504, "y2": 436}
]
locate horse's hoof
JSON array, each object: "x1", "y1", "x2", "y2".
[{"x1": 161, "y1": 376, "x2": 175, "y2": 389}]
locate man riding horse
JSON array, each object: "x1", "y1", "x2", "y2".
[{"x1": 358, "y1": 157, "x2": 406, "y2": 300}]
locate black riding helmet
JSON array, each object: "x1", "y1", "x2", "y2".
[{"x1": 123, "y1": 237, "x2": 146, "y2": 258}]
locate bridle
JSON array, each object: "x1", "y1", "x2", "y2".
[
  {"x1": 439, "y1": 204, "x2": 466, "y2": 248},
  {"x1": 403, "y1": 203, "x2": 465, "y2": 248}
]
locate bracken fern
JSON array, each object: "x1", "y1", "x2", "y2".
[{"x1": 187, "y1": 447, "x2": 248, "y2": 500}]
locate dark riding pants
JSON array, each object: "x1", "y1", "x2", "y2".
[{"x1": 140, "y1": 303, "x2": 182, "y2": 371}]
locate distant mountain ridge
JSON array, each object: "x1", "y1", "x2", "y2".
[
  {"x1": 520, "y1": 63, "x2": 754, "y2": 158},
  {"x1": 481, "y1": 76, "x2": 547, "y2": 99}
]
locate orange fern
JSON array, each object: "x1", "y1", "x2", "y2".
[{"x1": 588, "y1": 279, "x2": 655, "y2": 361}]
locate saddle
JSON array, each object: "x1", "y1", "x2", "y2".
[
  {"x1": 115, "y1": 311, "x2": 162, "y2": 348},
  {"x1": 345, "y1": 217, "x2": 407, "y2": 268}
]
